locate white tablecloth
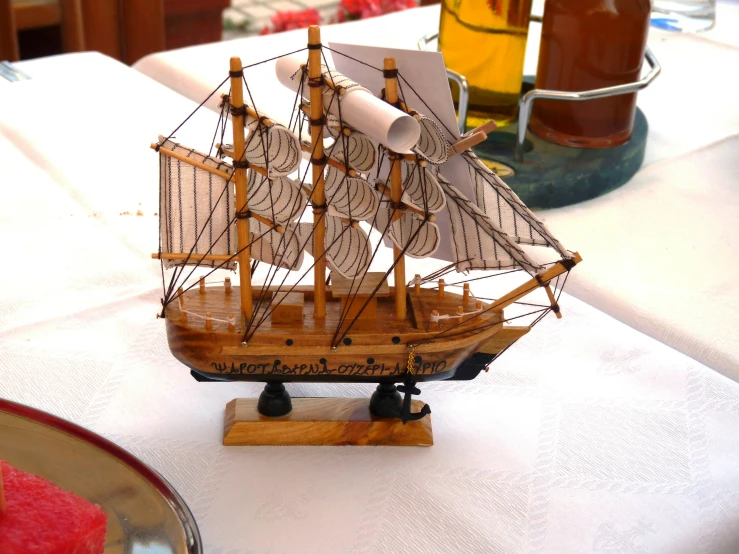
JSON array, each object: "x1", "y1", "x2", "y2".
[
  {"x1": 131, "y1": 3, "x2": 739, "y2": 382},
  {"x1": 1, "y1": 52, "x2": 739, "y2": 553}
]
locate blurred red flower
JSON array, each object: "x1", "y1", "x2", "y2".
[
  {"x1": 260, "y1": 8, "x2": 322, "y2": 35},
  {"x1": 336, "y1": 0, "x2": 418, "y2": 23}
]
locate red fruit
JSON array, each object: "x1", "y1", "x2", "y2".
[{"x1": 0, "y1": 461, "x2": 108, "y2": 554}]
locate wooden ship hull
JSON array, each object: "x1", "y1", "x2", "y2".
[{"x1": 165, "y1": 284, "x2": 528, "y2": 384}]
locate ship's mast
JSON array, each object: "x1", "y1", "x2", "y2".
[
  {"x1": 308, "y1": 25, "x2": 327, "y2": 319},
  {"x1": 384, "y1": 57, "x2": 406, "y2": 321},
  {"x1": 229, "y1": 56, "x2": 253, "y2": 320}
]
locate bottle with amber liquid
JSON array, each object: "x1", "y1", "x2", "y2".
[
  {"x1": 439, "y1": 0, "x2": 533, "y2": 128},
  {"x1": 529, "y1": 0, "x2": 651, "y2": 148}
]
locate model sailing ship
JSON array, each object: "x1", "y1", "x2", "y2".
[{"x1": 151, "y1": 27, "x2": 580, "y2": 423}]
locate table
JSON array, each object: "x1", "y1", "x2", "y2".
[
  {"x1": 1, "y1": 34, "x2": 738, "y2": 554},
  {"x1": 132, "y1": 3, "x2": 739, "y2": 382}
]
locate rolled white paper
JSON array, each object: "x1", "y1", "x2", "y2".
[{"x1": 275, "y1": 54, "x2": 420, "y2": 153}]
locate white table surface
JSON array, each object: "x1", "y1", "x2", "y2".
[
  {"x1": 132, "y1": 3, "x2": 739, "y2": 382},
  {"x1": 1, "y1": 51, "x2": 739, "y2": 553}
]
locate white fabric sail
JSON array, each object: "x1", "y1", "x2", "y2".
[
  {"x1": 250, "y1": 220, "x2": 304, "y2": 271},
  {"x1": 328, "y1": 131, "x2": 377, "y2": 173},
  {"x1": 462, "y1": 151, "x2": 569, "y2": 257},
  {"x1": 246, "y1": 171, "x2": 306, "y2": 225},
  {"x1": 438, "y1": 174, "x2": 541, "y2": 274},
  {"x1": 375, "y1": 207, "x2": 440, "y2": 259},
  {"x1": 296, "y1": 217, "x2": 371, "y2": 279},
  {"x1": 413, "y1": 115, "x2": 448, "y2": 165},
  {"x1": 325, "y1": 217, "x2": 371, "y2": 278},
  {"x1": 243, "y1": 117, "x2": 302, "y2": 178},
  {"x1": 324, "y1": 112, "x2": 342, "y2": 138},
  {"x1": 398, "y1": 163, "x2": 446, "y2": 214},
  {"x1": 323, "y1": 166, "x2": 379, "y2": 221},
  {"x1": 158, "y1": 139, "x2": 237, "y2": 269}
]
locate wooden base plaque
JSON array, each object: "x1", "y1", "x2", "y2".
[{"x1": 223, "y1": 398, "x2": 433, "y2": 446}]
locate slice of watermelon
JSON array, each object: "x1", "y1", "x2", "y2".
[{"x1": 0, "y1": 460, "x2": 108, "y2": 554}]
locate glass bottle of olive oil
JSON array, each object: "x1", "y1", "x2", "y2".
[{"x1": 439, "y1": 0, "x2": 533, "y2": 128}]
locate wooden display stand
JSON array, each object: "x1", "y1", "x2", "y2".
[{"x1": 223, "y1": 398, "x2": 433, "y2": 447}]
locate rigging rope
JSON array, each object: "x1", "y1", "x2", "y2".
[
  {"x1": 162, "y1": 101, "x2": 268, "y2": 308},
  {"x1": 156, "y1": 45, "x2": 576, "y2": 360},
  {"x1": 331, "y1": 200, "x2": 431, "y2": 348},
  {"x1": 243, "y1": 69, "x2": 341, "y2": 337},
  {"x1": 158, "y1": 48, "x2": 312, "y2": 306},
  {"x1": 161, "y1": 105, "x2": 280, "y2": 310},
  {"x1": 413, "y1": 271, "x2": 572, "y2": 347},
  {"x1": 331, "y1": 154, "x2": 400, "y2": 340}
]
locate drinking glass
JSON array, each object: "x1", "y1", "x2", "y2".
[
  {"x1": 529, "y1": 0, "x2": 651, "y2": 148},
  {"x1": 651, "y1": 0, "x2": 716, "y2": 32},
  {"x1": 438, "y1": 0, "x2": 533, "y2": 128}
]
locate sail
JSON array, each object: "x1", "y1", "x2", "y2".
[
  {"x1": 158, "y1": 139, "x2": 237, "y2": 269},
  {"x1": 438, "y1": 174, "x2": 542, "y2": 274},
  {"x1": 324, "y1": 112, "x2": 342, "y2": 138},
  {"x1": 413, "y1": 115, "x2": 448, "y2": 165},
  {"x1": 276, "y1": 57, "x2": 420, "y2": 152},
  {"x1": 247, "y1": 171, "x2": 306, "y2": 225},
  {"x1": 398, "y1": 163, "x2": 446, "y2": 214},
  {"x1": 375, "y1": 208, "x2": 440, "y2": 259},
  {"x1": 322, "y1": 166, "x2": 379, "y2": 221},
  {"x1": 316, "y1": 77, "x2": 446, "y2": 165},
  {"x1": 296, "y1": 217, "x2": 371, "y2": 279},
  {"x1": 462, "y1": 151, "x2": 569, "y2": 257},
  {"x1": 308, "y1": 107, "x2": 377, "y2": 173},
  {"x1": 250, "y1": 220, "x2": 304, "y2": 271},
  {"x1": 325, "y1": 217, "x2": 372, "y2": 278},
  {"x1": 244, "y1": 117, "x2": 302, "y2": 178},
  {"x1": 328, "y1": 131, "x2": 377, "y2": 173}
]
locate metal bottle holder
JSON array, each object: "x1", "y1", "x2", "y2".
[{"x1": 418, "y1": 26, "x2": 661, "y2": 209}]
